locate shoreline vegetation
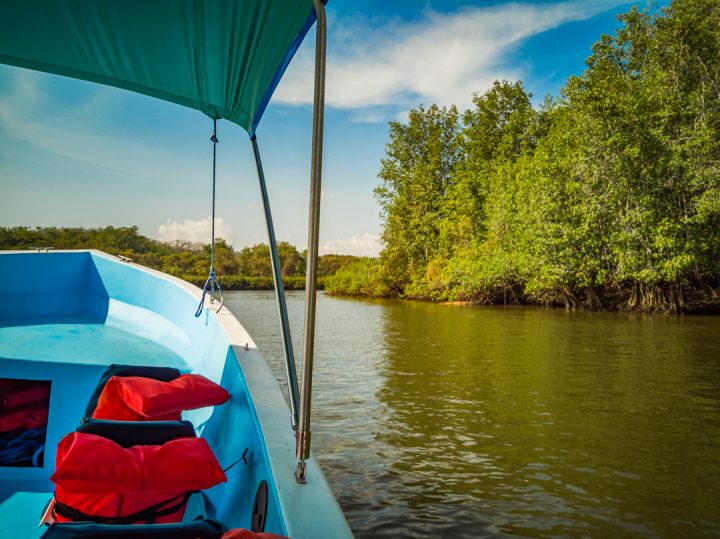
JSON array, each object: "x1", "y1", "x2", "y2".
[
  {"x1": 2, "y1": 2, "x2": 717, "y2": 315},
  {"x1": 328, "y1": 0, "x2": 720, "y2": 315},
  {"x1": 0, "y1": 226, "x2": 356, "y2": 292},
  {"x1": 324, "y1": 257, "x2": 720, "y2": 315}
]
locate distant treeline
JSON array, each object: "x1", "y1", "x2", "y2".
[
  {"x1": 325, "y1": 0, "x2": 720, "y2": 313},
  {"x1": 0, "y1": 226, "x2": 358, "y2": 290}
]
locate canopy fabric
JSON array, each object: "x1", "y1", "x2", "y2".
[{"x1": 0, "y1": 0, "x2": 316, "y2": 134}]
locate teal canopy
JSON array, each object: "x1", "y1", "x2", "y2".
[{"x1": 0, "y1": 0, "x2": 317, "y2": 135}]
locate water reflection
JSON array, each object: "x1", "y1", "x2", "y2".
[{"x1": 225, "y1": 292, "x2": 720, "y2": 538}]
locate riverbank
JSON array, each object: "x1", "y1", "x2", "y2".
[
  {"x1": 444, "y1": 287, "x2": 720, "y2": 315},
  {"x1": 192, "y1": 278, "x2": 720, "y2": 314},
  {"x1": 350, "y1": 294, "x2": 720, "y2": 315},
  {"x1": 547, "y1": 287, "x2": 720, "y2": 315},
  {"x1": 326, "y1": 279, "x2": 720, "y2": 315},
  {"x1": 195, "y1": 283, "x2": 720, "y2": 314},
  {"x1": 183, "y1": 274, "x2": 324, "y2": 291},
  {"x1": 323, "y1": 257, "x2": 720, "y2": 315}
]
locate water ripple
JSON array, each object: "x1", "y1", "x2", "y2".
[{"x1": 226, "y1": 292, "x2": 720, "y2": 538}]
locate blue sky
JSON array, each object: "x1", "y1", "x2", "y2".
[{"x1": 0, "y1": 0, "x2": 660, "y2": 256}]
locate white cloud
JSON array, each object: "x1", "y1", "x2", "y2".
[
  {"x1": 275, "y1": 1, "x2": 625, "y2": 113},
  {"x1": 156, "y1": 217, "x2": 235, "y2": 245},
  {"x1": 321, "y1": 233, "x2": 382, "y2": 257}
]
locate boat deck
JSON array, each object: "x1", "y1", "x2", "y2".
[
  {"x1": 0, "y1": 315, "x2": 189, "y2": 368},
  {"x1": 0, "y1": 490, "x2": 49, "y2": 539}
]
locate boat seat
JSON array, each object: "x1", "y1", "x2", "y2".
[
  {"x1": 83, "y1": 364, "x2": 182, "y2": 420},
  {"x1": 40, "y1": 518, "x2": 226, "y2": 538},
  {"x1": 76, "y1": 418, "x2": 196, "y2": 446}
]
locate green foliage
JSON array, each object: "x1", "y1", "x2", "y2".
[
  {"x1": 317, "y1": 254, "x2": 357, "y2": 276},
  {"x1": 324, "y1": 257, "x2": 393, "y2": 297},
  {"x1": 369, "y1": 0, "x2": 720, "y2": 310},
  {"x1": 375, "y1": 104, "x2": 463, "y2": 289}
]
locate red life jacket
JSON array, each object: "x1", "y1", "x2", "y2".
[
  {"x1": 0, "y1": 379, "x2": 50, "y2": 432},
  {"x1": 92, "y1": 374, "x2": 230, "y2": 421},
  {"x1": 0, "y1": 380, "x2": 51, "y2": 409},
  {"x1": 51, "y1": 432, "x2": 226, "y2": 524},
  {"x1": 0, "y1": 400, "x2": 48, "y2": 432}
]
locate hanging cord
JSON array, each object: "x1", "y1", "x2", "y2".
[
  {"x1": 195, "y1": 118, "x2": 224, "y2": 317},
  {"x1": 223, "y1": 448, "x2": 249, "y2": 473}
]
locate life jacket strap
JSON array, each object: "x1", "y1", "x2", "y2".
[{"x1": 52, "y1": 491, "x2": 195, "y2": 524}]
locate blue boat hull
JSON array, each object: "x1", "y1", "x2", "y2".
[{"x1": 0, "y1": 250, "x2": 352, "y2": 538}]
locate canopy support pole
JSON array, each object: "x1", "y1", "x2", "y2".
[
  {"x1": 251, "y1": 135, "x2": 300, "y2": 431},
  {"x1": 295, "y1": 0, "x2": 327, "y2": 484}
]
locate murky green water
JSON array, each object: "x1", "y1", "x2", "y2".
[{"x1": 224, "y1": 291, "x2": 720, "y2": 538}]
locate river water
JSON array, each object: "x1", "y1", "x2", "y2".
[{"x1": 224, "y1": 291, "x2": 720, "y2": 538}]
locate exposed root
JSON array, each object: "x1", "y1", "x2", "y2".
[
  {"x1": 584, "y1": 286, "x2": 605, "y2": 309},
  {"x1": 626, "y1": 283, "x2": 687, "y2": 313},
  {"x1": 562, "y1": 287, "x2": 578, "y2": 309}
]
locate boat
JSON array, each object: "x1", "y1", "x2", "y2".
[{"x1": 0, "y1": 1, "x2": 354, "y2": 538}]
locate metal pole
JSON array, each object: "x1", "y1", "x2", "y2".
[
  {"x1": 295, "y1": 0, "x2": 327, "y2": 484},
  {"x1": 251, "y1": 135, "x2": 300, "y2": 430},
  {"x1": 210, "y1": 119, "x2": 218, "y2": 301}
]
